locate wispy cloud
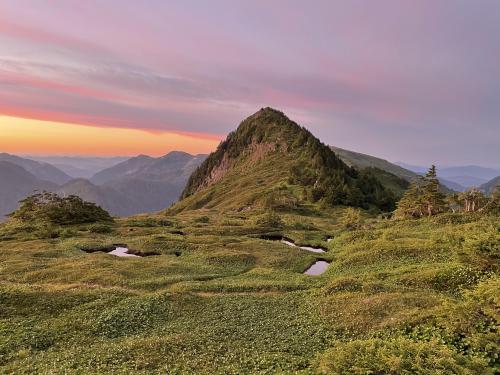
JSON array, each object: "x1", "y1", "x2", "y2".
[{"x1": 0, "y1": 0, "x2": 499, "y2": 165}]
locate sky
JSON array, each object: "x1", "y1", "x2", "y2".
[{"x1": 0, "y1": 0, "x2": 499, "y2": 166}]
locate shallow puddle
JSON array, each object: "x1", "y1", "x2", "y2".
[
  {"x1": 281, "y1": 239, "x2": 326, "y2": 253},
  {"x1": 108, "y1": 247, "x2": 140, "y2": 257},
  {"x1": 82, "y1": 246, "x2": 147, "y2": 257},
  {"x1": 304, "y1": 260, "x2": 330, "y2": 275}
]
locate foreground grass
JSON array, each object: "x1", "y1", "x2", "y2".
[{"x1": 0, "y1": 210, "x2": 498, "y2": 373}]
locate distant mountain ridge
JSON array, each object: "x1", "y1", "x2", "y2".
[
  {"x1": 1, "y1": 151, "x2": 206, "y2": 217},
  {"x1": 3, "y1": 132, "x2": 495, "y2": 218},
  {"x1": 89, "y1": 151, "x2": 207, "y2": 214},
  {"x1": 91, "y1": 155, "x2": 155, "y2": 185},
  {"x1": 0, "y1": 161, "x2": 58, "y2": 218},
  {"x1": 29, "y1": 156, "x2": 128, "y2": 178},
  {"x1": 0, "y1": 153, "x2": 72, "y2": 184},
  {"x1": 57, "y1": 179, "x2": 137, "y2": 217},
  {"x1": 480, "y1": 176, "x2": 500, "y2": 195},
  {"x1": 396, "y1": 162, "x2": 499, "y2": 191}
]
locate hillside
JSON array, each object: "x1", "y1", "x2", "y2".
[
  {"x1": 177, "y1": 108, "x2": 396, "y2": 212},
  {"x1": 0, "y1": 161, "x2": 57, "y2": 218},
  {"x1": 332, "y1": 148, "x2": 461, "y2": 194},
  {"x1": 0, "y1": 153, "x2": 72, "y2": 184},
  {"x1": 329, "y1": 147, "x2": 412, "y2": 196},
  {"x1": 330, "y1": 146, "x2": 418, "y2": 181},
  {"x1": 480, "y1": 176, "x2": 500, "y2": 195},
  {"x1": 57, "y1": 179, "x2": 137, "y2": 217}
]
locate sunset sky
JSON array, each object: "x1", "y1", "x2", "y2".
[{"x1": 0, "y1": 0, "x2": 499, "y2": 166}]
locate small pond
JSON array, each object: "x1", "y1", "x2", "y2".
[
  {"x1": 304, "y1": 260, "x2": 330, "y2": 275},
  {"x1": 108, "y1": 247, "x2": 140, "y2": 257},
  {"x1": 280, "y1": 239, "x2": 326, "y2": 253},
  {"x1": 259, "y1": 235, "x2": 326, "y2": 253},
  {"x1": 81, "y1": 245, "x2": 159, "y2": 257}
]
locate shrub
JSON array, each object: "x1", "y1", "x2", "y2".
[
  {"x1": 193, "y1": 216, "x2": 210, "y2": 223},
  {"x1": 323, "y1": 277, "x2": 363, "y2": 294},
  {"x1": 125, "y1": 218, "x2": 173, "y2": 227},
  {"x1": 339, "y1": 207, "x2": 365, "y2": 230},
  {"x1": 9, "y1": 192, "x2": 113, "y2": 225},
  {"x1": 291, "y1": 221, "x2": 317, "y2": 230},
  {"x1": 88, "y1": 224, "x2": 114, "y2": 234},
  {"x1": 35, "y1": 224, "x2": 60, "y2": 239},
  {"x1": 464, "y1": 232, "x2": 500, "y2": 259},
  {"x1": 317, "y1": 337, "x2": 488, "y2": 374},
  {"x1": 254, "y1": 211, "x2": 284, "y2": 228},
  {"x1": 59, "y1": 228, "x2": 77, "y2": 239},
  {"x1": 263, "y1": 188, "x2": 298, "y2": 210}
]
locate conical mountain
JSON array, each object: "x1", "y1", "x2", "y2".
[{"x1": 176, "y1": 108, "x2": 395, "y2": 212}]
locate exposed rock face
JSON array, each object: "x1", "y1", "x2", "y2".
[{"x1": 197, "y1": 153, "x2": 231, "y2": 192}]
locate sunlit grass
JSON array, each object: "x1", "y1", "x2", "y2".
[{"x1": 0, "y1": 210, "x2": 498, "y2": 373}]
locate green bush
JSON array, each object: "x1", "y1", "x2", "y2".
[
  {"x1": 9, "y1": 192, "x2": 113, "y2": 225},
  {"x1": 59, "y1": 228, "x2": 77, "y2": 239},
  {"x1": 465, "y1": 232, "x2": 500, "y2": 259},
  {"x1": 317, "y1": 337, "x2": 489, "y2": 374},
  {"x1": 88, "y1": 224, "x2": 114, "y2": 234},
  {"x1": 323, "y1": 277, "x2": 363, "y2": 294},
  {"x1": 125, "y1": 218, "x2": 173, "y2": 227},
  {"x1": 193, "y1": 215, "x2": 210, "y2": 223},
  {"x1": 35, "y1": 224, "x2": 60, "y2": 239},
  {"x1": 291, "y1": 221, "x2": 317, "y2": 230},
  {"x1": 339, "y1": 207, "x2": 365, "y2": 230},
  {"x1": 254, "y1": 211, "x2": 284, "y2": 228}
]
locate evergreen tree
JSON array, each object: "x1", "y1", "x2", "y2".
[
  {"x1": 394, "y1": 178, "x2": 425, "y2": 218},
  {"x1": 394, "y1": 166, "x2": 448, "y2": 219},
  {"x1": 421, "y1": 165, "x2": 447, "y2": 216}
]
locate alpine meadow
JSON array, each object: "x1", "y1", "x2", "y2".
[{"x1": 0, "y1": 2, "x2": 499, "y2": 374}]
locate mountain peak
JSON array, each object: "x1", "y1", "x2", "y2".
[
  {"x1": 177, "y1": 108, "x2": 396, "y2": 212},
  {"x1": 159, "y1": 151, "x2": 193, "y2": 161},
  {"x1": 251, "y1": 107, "x2": 287, "y2": 119}
]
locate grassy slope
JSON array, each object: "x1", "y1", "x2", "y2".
[
  {"x1": 0, "y1": 209, "x2": 498, "y2": 374},
  {"x1": 330, "y1": 146, "x2": 457, "y2": 194},
  {"x1": 330, "y1": 146, "x2": 419, "y2": 181},
  {"x1": 170, "y1": 151, "x2": 297, "y2": 212}
]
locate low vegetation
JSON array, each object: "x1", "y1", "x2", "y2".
[
  {"x1": 0, "y1": 204, "x2": 498, "y2": 373},
  {"x1": 9, "y1": 192, "x2": 113, "y2": 225}
]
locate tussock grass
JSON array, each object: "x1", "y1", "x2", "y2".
[{"x1": 0, "y1": 210, "x2": 498, "y2": 373}]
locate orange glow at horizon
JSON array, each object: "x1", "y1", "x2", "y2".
[{"x1": 0, "y1": 116, "x2": 220, "y2": 156}]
